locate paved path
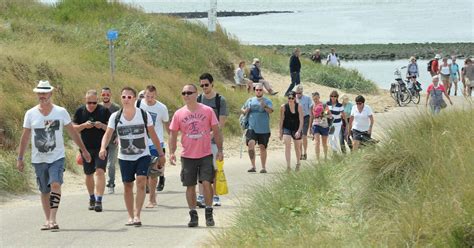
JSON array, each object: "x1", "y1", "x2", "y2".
[{"x1": 1, "y1": 94, "x2": 471, "y2": 248}]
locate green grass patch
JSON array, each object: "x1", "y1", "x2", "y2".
[
  {"x1": 214, "y1": 109, "x2": 474, "y2": 247},
  {"x1": 242, "y1": 46, "x2": 378, "y2": 94},
  {"x1": 0, "y1": 151, "x2": 32, "y2": 193}
]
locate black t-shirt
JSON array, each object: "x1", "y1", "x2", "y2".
[{"x1": 73, "y1": 105, "x2": 111, "y2": 149}]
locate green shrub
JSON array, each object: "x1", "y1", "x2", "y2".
[{"x1": 0, "y1": 151, "x2": 32, "y2": 193}]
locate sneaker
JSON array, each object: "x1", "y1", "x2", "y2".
[
  {"x1": 213, "y1": 196, "x2": 221, "y2": 207},
  {"x1": 188, "y1": 210, "x2": 199, "y2": 227},
  {"x1": 270, "y1": 91, "x2": 279, "y2": 96},
  {"x1": 260, "y1": 168, "x2": 267, "y2": 173},
  {"x1": 94, "y1": 202, "x2": 103, "y2": 212},
  {"x1": 157, "y1": 176, "x2": 165, "y2": 192},
  {"x1": 247, "y1": 167, "x2": 256, "y2": 173},
  {"x1": 107, "y1": 186, "x2": 114, "y2": 194},
  {"x1": 88, "y1": 199, "x2": 95, "y2": 210},
  {"x1": 196, "y1": 195, "x2": 205, "y2": 208},
  {"x1": 205, "y1": 208, "x2": 215, "y2": 227}
]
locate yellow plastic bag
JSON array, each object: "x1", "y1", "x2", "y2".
[{"x1": 215, "y1": 160, "x2": 228, "y2": 195}]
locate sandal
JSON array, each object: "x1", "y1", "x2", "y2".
[
  {"x1": 145, "y1": 202, "x2": 157, "y2": 208},
  {"x1": 133, "y1": 218, "x2": 142, "y2": 227},
  {"x1": 49, "y1": 223, "x2": 60, "y2": 231},
  {"x1": 40, "y1": 224, "x2": 50, "y2": 231},
  {"x1": 295, "y1": 164, "x2": 301, "y2": 172},
  {"x1": 125, "y1": 220, "x2": 134, "y2": 226}
]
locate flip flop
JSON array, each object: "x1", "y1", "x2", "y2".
[
  {"x1": 145, "y1": 203, "x2": 156, "y2": 208},
  {"x1": 133, "y1": 221, "x2": 142, "y2": 227},
  {"x1": 49, "y1": 223, "x2": 60, "y2": 232},
  {"x1": 125, "y1": 220, "x2": 134, "y2": 226},
  {"x1": 40, "y1": 224, "x2": 50, "y2": 231}
]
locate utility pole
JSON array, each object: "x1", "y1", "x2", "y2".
[{"x1": 208, "y1": 0, "x2": 217, "y2": 32}]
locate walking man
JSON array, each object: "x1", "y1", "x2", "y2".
[
  {"x1": 73, "y1": 90, "x2": 111, "y2": 212},
  {"x1": 139, "y1": 85, "x2": 169, "y2": 208},
  {"x1": 285, "y1": 48, "x2": 301, "y2": 96},
  {"x1": 99, "y1": 87, "x2": 165, "y2": 226},
  {"x1": 326, "y1": 48, "x2": 341, "y2": 66},
  {"x1": 99, "y1": 87, "x2": 121, "y2": 194},
  {"x1": 242, "y1": 84, "x2": 273, "y2": 173},
  {"x1": 295, "y1": 85, "x2": 311, "y2": 160},
  {"x1": 17, "y1": 80, "x2": 91, "y2": 230},
  {"x1": 169, "y1": 84, "x2": 223, "y2": 227},
  {"x1": 196, "y1": 73, "x2": 228, "y2": 207}
]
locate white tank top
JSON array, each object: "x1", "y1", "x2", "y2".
[{"x1": 440, "y1": 65, "x2": 450, "y2": 75}]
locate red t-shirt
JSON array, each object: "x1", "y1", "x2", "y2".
[
  {"x1": 427, "y1": 84, "x2": 446, "y2": 94},
  {"x1": 431, "y1": 60, "x2": 439, "y2": 73}
]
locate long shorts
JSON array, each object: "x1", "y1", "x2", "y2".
[
  {"x1": 81, "y1": 149, "x2": 107, "y2": 175},
  {"x1": 352, "y1": 129, "x2": 371, "y2": 142},
  {"x1": 312, "y1": 125, "x2": 329, "y2": 136},
  {"x1": 246, "y1": 129, "x2": 271, "y2": 148},
  {"x1": 450, "y1": 76, "x2": 458, "y2": 83},
  {"x1": 32, "y1": 157, "x2": 65, "y2": 193},
  {"x1": 283, "y1": 128, "x2": 302, "y2": 140},
  {"x1": 148, "y1": 145, "x2": 165, "y2": 178},
  {"x1": 302, "y1": 115, "x2": 310, "y2": 135},
  {"x1": 119, "y1": 156, "x2": 151, "y2": 183},
  {"x1": 180, "y1": 155, "x2": 214, "y2": 186},
  {"x1": 441, "y1": 74, "x2": 450, "y2": 81}
]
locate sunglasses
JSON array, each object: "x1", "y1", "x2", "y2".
[
  {"x1": 200, "y1": 83, "x2": 210, "y2": 88},
  {"x1": 181, "y1": 91, "x2": 195, "y2": 96},
  {"x1": 121, "y1": 95, "x2": 133, "y2": 99},
  {"x1": 101, "y1": 93, "x2": 110, "y2": 97},
  {"x1": 86, "y1": 102, "x2": 97, "y2": 105},
  {"x1": 255, "y1": 89, "x2": 263, "y2": 92},
  {"x1": 295, "y1": 92, "x2": 302, "y2": 95},
  {"x1": 288, "y1": 97, "x2": 295, "y2": 100},
  {"x1": 331, "y1": 95, "x2": 338, "y2": 98},
  {"x1": 356, "y1": 102, "x2": 363, "y2": 105}
]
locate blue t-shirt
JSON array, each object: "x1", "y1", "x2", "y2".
[
  {"x1": 343, "y1": 102, "x2": 353, "y2": 118},
  {"x1": 297, "y1": 94, "x2": 312, "y2": 116},
  {"x1": 243, "y1": 97, "x2": 272, "y2": 134}
]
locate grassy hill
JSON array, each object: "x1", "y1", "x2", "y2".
[
  {"x1": 0, "y1": 0, "x2": 377, "y2": 193},
  {"x1": 213, "y1": 109, "x2": 474, "y2": 247}
]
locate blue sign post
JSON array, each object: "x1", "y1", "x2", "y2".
[{"x1": 107, "y1": 29, "x2": 118, "y2": 84}]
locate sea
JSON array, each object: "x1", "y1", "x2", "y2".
[{"x1": 41, "y1": 0, "x2": 473, "y2": 88}]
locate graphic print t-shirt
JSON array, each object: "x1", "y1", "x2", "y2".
[
  {"x1": 108, "y1": 108, "x2": 153, "y2": 161},
  {"x1": 23, "y1": 105, "x2": 71, "y2": 163},
  {"x1": 169, "y1": 104, "x2": 219, "y2": 159},
  {"x1": 139, "y1": 100, "x2": 169, "y2": 146}
]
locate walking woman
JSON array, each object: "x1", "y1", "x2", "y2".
[
  {"x1": 348, "y1": 95, "x2": 374, "y2": 151},
  {"x1": 340, "y1": 94, "x2": 353, "y2": 153},
  {"x1": 439, "y1": 57, "x2": 452, "y2": 94},
  {"x1": 309, "y1": 92, "x2": 331, "y2": 161},
  {"x1": 279, "y1": 92, "x2": 304, "y2": 172},
  {"x1": 426, "y1": 76, "x2": 453, "y2": 114},
  {"x1": 327, "y1": 90, "x2": 345, "y2": 153}
]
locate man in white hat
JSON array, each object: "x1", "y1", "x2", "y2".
[
  {"x1": 17, "y1": 80, "x2": 91, "y2": 231},
  {"x1": 249, "y1": 58, "x2": 278, "y2": 95}
]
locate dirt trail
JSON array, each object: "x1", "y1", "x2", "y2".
[{"x1": 1, "y1": 72, "x2": 471, "y2": 248}]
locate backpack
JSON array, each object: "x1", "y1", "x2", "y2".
[
  {"x1": 427, "y1": 60, "x2": 434, "y2": 72},
  {"x1": 197, "y1": 93, "x2": 221, "y2": 118},
  {"x1": 114, "y1": 108, "x2": 149, "y2": 136},
  {"x1": 239, "y1": 113, "x2": 249, "y2": 130}
]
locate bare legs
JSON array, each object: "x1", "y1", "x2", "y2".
[
  {"x1": 40, "y1": 182, "x2": 61, "y2": 226},
  {"x1": 314, "y1": 134, "x2": 328, "y2": 162},
  {"x1": 283, "y1": 135, "x2": 301, "y2": 171},
  {"x1": 123, "y1": 176, "x2": 147, "y2": 223}
]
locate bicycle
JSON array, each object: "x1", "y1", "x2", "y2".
[{"x1": 390, "y1": 66, "x2": 410, "y2": 106}]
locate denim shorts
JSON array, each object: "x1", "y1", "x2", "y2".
[
  {"x1": 312, "y1": 125, "x2": 329, "y2": 136},
  {"x1": 32, "y1": 157, "x2": 65, "y2": 193},
  {"x1": 119, "y1": 156, "x2": 151, "y2": 183},
  {"x1": 283, "y1": 128, "x2": 302, "y2": 140}
]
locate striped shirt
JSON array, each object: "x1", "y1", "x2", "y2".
[{"x1": 327, "y1": 101, "x2": 344, "y2": 125}]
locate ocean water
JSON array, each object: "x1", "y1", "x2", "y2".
[{"x1": 119, "y1": 0, "x2": 473, "y2": 45}]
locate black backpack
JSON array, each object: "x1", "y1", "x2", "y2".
[
  {"x1": 427, "y1": 60, "x2": 434, "y2": 72},
  {"x1": 114, "y1": 108, "x2": 149, "y2": 135},
  {"x1": 197, "y1": 93, "x2": 221, "y2": 118}
]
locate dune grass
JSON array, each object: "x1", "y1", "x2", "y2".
[
  {"x1": 242, "y1": 46, "x2": 378, "y2": 94},
  {"x1": 213, "y1": 109, "x2": 474, "y2": 247}
]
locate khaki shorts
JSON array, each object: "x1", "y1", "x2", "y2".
[{"x1": 466, "y1": 77, "x2": 472, "y2": 87}]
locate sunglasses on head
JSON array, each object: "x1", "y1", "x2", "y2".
[
  {"x1": 121, "y1": 95, "x2": 133, "y2": 99},
  {"x1": 101, "y1": 93, "x2": 110, "y2": 97},
  {"x1": 181, "y1": 91, "x2": 195, "y2": 96},
  {"x1": 200, "y1": 83, "x2": 210, "y2": 88},
  {"x1": 86, "y1": 101, "x2": 97, "y2": 105}
]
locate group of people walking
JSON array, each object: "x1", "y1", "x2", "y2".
[{"x1": 16, "y1": 73, "x2": 229, "y2": 230}]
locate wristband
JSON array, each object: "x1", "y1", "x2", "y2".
[{"x1": 17, "y1": 156, "x2": 23, "y2": 161}]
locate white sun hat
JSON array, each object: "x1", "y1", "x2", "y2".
[{"x1": 33, "y1": 80, "x2": 54, "y2": 93}]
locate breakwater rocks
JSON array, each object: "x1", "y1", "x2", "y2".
[
  {"x1": 153, "y1": 11, "x2": 293, "y2": 19},
  {"x1": 258, "y1": 43, "x2": 474, "y2": 60}
]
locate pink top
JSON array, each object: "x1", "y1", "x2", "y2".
[
  {"x1": 427, "y1": 84, "x2": 446, "y2": 94},
  {"x1": 169, "y1": 103, "x2": 219, "y2": 159},
  {"x1": 312, "y1": 102, "x2": 327, "y2": 126}
]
